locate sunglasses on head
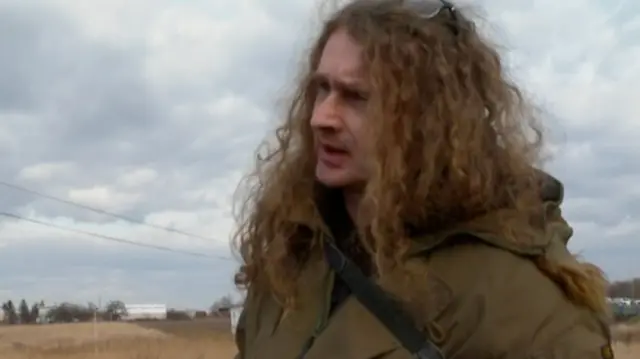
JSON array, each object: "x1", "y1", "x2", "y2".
[{"x1": 407, "y1": 0, "x2": 459, "y2": 35}]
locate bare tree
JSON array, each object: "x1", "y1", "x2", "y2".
[
  {"x1": 18, "y1": 299, "x2": 31, "y2": 324},
  {"x1": 29, "y1": 304, "x2": 40, "y2": 323},
  {"x1": 103, "y1": 300, "x2": 127, "y2": 321},
  {"x1": 2, "y1": 300, "x2": 18, "y2": 324},
  {"x1": 210, "y1": 294, "x2": 235, "y2": 314}
]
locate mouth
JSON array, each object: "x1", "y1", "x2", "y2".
[
  {"x1": 321, "y1": 143, "x2": 348, "y2": 155},
  {"x1": 318, "y1": 143, "x2": 349, "y2": 166}
]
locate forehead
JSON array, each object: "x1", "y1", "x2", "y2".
[{"x1": 316, "y1": 28, "x2": 364, "y2": 81}]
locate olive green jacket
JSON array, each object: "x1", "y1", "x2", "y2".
[{"x1": 234, "y1": 183, "x2": 613, "y2": 359}]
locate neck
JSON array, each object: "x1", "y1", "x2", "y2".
[{"x1": 343, "y1": 187, "x2": 363, "y2": 224}]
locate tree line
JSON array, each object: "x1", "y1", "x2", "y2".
[
  {"x1": 1, "y1": 294, "x2": 243, "y2": 325},
  {"x1": 1, "y1": 299, "x2": 128, "y2": 324},
  {"x1": 608, "y1": 277, "x2": 640, "y2": 299},
  {"x1": 1, "y1": 299, "x2": 42, "y2": 324}
]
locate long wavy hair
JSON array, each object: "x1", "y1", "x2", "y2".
[{"x1": 233, "y1": 0, "x2": 550, "y2": 309}]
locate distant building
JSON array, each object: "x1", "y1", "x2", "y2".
[
  {"x1": 36, "y1": 305, "x2": 55, "y2": 324},
  {"x1": 122, "y1": 304, "x2": 167, "y2": 321},
  {"x1": 608, "y1": 297, "x2": 640, "y2": 319},
  {"x1": 229, "y1": 305, "x2": 243, "y2": 334}
]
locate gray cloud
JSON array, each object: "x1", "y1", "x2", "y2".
[
  {"x1": 0, "y1": 241, "x2": 237, "y2": 308},
  {"x1": 0, "y1": 2, "x2": 264, "y2": 222},
  {"x1": 0, "y1": 0, "x2": 638, "y2": 307},
  {"x1": 0, "y1": 1, "x2": 254, "y2": 306}
]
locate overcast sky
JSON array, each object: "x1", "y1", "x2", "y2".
[{"x1": 0, "y1": 0, "x2": 638, "y2": 309}]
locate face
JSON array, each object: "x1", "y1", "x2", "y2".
[{"x1": 310, "y1": 28, "x2": 370, "y2": 189}]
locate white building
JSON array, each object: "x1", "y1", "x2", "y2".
[
  {"x1": 122, "y1": 304, "x2": 167, "y2": 321},
  {"x1": 37, "y1": 305, "x2": 55, "y2": 323},
  {"x1": 230, "y1": 305, "x2": 243, "y2": 334}
]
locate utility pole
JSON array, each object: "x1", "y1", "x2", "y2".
[{"x1": 93, "y1": 295, "x2": 101, "y2": 356}]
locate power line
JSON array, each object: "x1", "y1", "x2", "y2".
[
  {"x1": 0, "y1": 211, "x2": 234, "y2": 261},
  {"x1": 0, "y1": 180, "x2": 211, "y2": 241}
]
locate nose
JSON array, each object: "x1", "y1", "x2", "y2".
[{"x1": 310, "y1": 93, "x2": 343, "y2": 132}]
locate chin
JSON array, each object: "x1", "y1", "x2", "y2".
[
  {"x1": 315, "y1": 168, "x2": 357, "y2": 188},
  {"x1": 316, "y1": 177, "x2": 349, "y2": 188}
]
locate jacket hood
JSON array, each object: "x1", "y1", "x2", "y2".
[{"x1": 407, "y1": 170, "x2": 574, "y2": 257}]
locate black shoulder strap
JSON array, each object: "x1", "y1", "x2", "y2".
[{"x1": 323, "y1": 242, "x2": 445, "y2": 359}]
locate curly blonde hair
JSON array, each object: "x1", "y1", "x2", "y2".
[{"x1": 233, "y1": 0, "x2": 546, "y2": 308}]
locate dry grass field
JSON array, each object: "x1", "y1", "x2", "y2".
[
  {"x1": 0, "y1": 318, "x2": 237, "y2": 359},
  {"x1": 0, "y1": 318, "x2": 638, "y2": 358}
]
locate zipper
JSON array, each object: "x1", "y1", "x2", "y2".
[{"x1": 296, "y1": 241, "x2": 335, "y2": 358}]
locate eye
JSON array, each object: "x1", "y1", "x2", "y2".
[
  {"x1": 342, "y1": 88, "x2": 368, "y2": 103},
  {"x1": 315, "y1": 79, "x2": 330, "y2": 93},
  {"x1": 314, "y1": 79, "x2": 331, "y2": 101}
]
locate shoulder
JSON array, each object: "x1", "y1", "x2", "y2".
[
  {"x1": 409, "y1": 238, "x2": 613, "y2": 358},
  {"x1": 426, "y1": 237, "x2": 550, "y2": 294},
  {"x1": 420, "y1": 237, "x2": 564, "y2": 326},
  {"x1": 421, "y1": 230, "x2": 610, "y2": 316}
]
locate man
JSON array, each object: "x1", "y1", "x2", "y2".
[{"x1": 231, "y1": 0, "x2": 614, "y2": 358}]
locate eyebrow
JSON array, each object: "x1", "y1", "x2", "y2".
[{"x1": 310, "y1": 71, "x2": 367, "y2": 92}]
